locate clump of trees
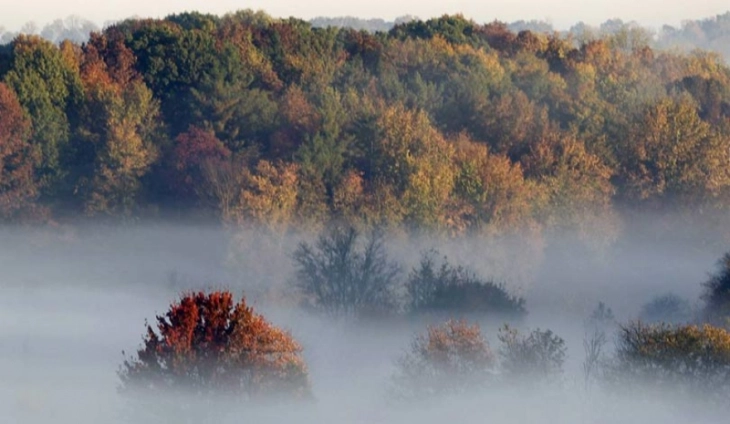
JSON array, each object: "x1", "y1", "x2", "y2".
[
  {"x1": 391, "y1": 319, "x2": 566, "y2": 401},
  {"x1": 119, "y1": 291, "x2": 311, "y2": 401},
  {"x1": 406, "y1": 250, "x2": 526, "y2": 319},
  {"x1": 292, "y1": 228, "x2": 526, "y2": 319},
  {"x1": 607, "y1": 322, "x2": 730, "y2": 401},
  {"x1": 391, "y1": 320, "x2": 495, "y2": 400},
  {"x1": 498, "y1": 325, "x2": 566, "y2": 383}
]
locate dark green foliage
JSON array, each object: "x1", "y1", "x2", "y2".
[
  {"x1": 406, "y1": 251, "x2": 526, "y2": 319},
  {"x1": 3, "y1": 36, "x2": 83, "y2": 198},
  {"x1": 292, "y1": 226, "x2": 400, "y2": 317},
  {"x1": 390, "y1": 15, "x2": 480, "y2": 46}
]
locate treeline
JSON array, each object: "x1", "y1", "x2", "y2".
[
  {"x1": 313, "y1": 13, "x2": 730, "y2": 63},
  {"x1": 1, "y1": 10, "x2": 730, "y2": 241}
]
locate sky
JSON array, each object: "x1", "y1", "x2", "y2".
[{"x1": 0, "y1": 0, "x2": 728, "y2": 32}]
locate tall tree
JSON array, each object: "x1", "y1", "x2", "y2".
[
  {"x1": 3, "y1": 35, "x2": 83, "y2": 198},
  {"x1": 0, "y1": 83, "x2": 42, "y2": 221}
]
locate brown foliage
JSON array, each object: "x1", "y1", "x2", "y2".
[
  {"x1": 168, "y1": 126, "x2": 231, "y2": 199},
  {"x1": 451, "y1": 135, "x2": 536, "y2": 235},
  {"x1": 119, "y1": 291, "x2": 310, "y2": 400},
  {"x1": 0, "y1": 83, "x2": 43, "y2": 221},
  {"x1": 392, "y1": 320, "x2": 494, "y2": 399},
  {"x1": 609, "y1": 322, "x2": 730, "y2": 400}
]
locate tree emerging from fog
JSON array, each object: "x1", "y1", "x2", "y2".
[
  {"x1": 609, "y1": 322, "x2": 730, "y2": 401},
  {"x1": 702, "y1": 252, "x2": 730, "y2": 325},
  {"x1": 292, "y1": 226, "x2": 400, "y2": 317},
  {"x1": 406, "y1": 250, "x2": 526, "y2": 319},
  {"x1": 391, "y1": 320, "x2": 495, "y2": 400},
  {"x1": 119, "y1": 291, "x2": 311, "y2": 400},
  {"x1": 498, "y1": 325, "x2": 567, "y2": 383}
]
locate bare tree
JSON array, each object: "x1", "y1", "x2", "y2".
[{"x1": 292, "y1": 226, "x2": 400, "y2": 317}]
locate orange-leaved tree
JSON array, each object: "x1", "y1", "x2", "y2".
[
  {"x1": 391, "y1": 320, "x2": 494, "y2": 400},
  {"x1": 119, "y1": 291, "x2": 310, "y2": 400}
]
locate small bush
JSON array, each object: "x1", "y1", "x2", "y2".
[
  {"x1": 292, "y1": 226, "x2": 400, "y2": 317},
  {"x1": 640, "y1": 293, "x2": 692, "y2": 324},
  {"x1": 119, "y1": 291, "x2": 310, "y2": 400},
  {"x1": 498, "y1": 325, "x2": 566, "y2": 383},
  {"x1": 391, "y1": 320, "x2": 495, "y2": 400},
  {"x1": 608, "y1": 322, "x2": 730, "y2": 400},
  {"x1": 702, "y1": 252, "x2": 730, "y2": 325},
  {"x1": 406, "y1": 251, "x2": 526, "y2": 319}
]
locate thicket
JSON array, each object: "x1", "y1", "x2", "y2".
[
  {"x1": 405, "y1": 250, "x2": 526, "y2": 318},
  {"x1": 607, "y1": 322, "x2": 730, "y2": 401},
  {"x1": 391, "y1": 320, "x2": 495, "y2": 400},
  {"x1": 292, "y1": 228, "x2": 526, "y2": 319},
  {"x1": 391, "y1": 320, "x2": 566, "y2": 400}
]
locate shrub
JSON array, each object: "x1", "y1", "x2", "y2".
[
  {"x1": 391, "y1": 320, "x2": 495, "y2": 400},
  {"x1": 498, "y1": 325, "x2": 566, "y2": 383},
  {"x1": 406, "y1": 250, "x2": 526, "y2": 319},
  {"x1": 640, "y1": 293, "x2": 692, "y2": 324},
  {"x1": 702, "y1": 252, "x2": 730, "y2": 325},
  {"x1": 119, "y1": 291, "x2": 310, "y2": 400},
  {"x1": 292, "y1": 226, "x2": 400, "y2": 317},
  {"x1": 609, "y1": 322, "x2": 730, "y2": 400}
]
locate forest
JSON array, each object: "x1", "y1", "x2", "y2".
[{"x1": 0, "y1": 10, "x2": 729, "y2": 246}]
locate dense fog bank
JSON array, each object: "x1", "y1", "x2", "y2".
[{"x1": 2, "y1": 221, "x2": 729, "y2": 423}]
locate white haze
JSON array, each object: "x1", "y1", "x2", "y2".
[
  {"x1": 1, "y1": 221, "x2": 728, "y2": 423},
  {"x1": 0, "y1": 0, "x2": 729, "y2": 32}
]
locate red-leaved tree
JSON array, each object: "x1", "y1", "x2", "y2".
[{"x1": 119, "y1": 291, "x2": 310, "y2": 401}]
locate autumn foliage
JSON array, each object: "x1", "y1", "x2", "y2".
[
  {"x1": 609, "y1": 322, "x2": 730, "y2": 401},
  {"x1": 0, "y1": 11, "x2": 729, "y2": 245},
  {"x1": 392, "y1": 320, "x2": 495, "y2": 399},
  {"x1": 119, "y1": 291, "x2": 310, "y2": 400},
  {"x1": 0, "y1": 83, "x2": 42, "y2": 221}
]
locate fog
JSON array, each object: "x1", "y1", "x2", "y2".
[
  {"x1": 2, "y1": 0, "x2": 729, "y2": 32},
  {"x1": 1, "y1": 221, "x2": 728, "y2": 423}
]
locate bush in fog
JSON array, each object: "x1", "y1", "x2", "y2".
[
  {"x1": 293, "y1": 226, "x2": 400, "y2": 317},
  {"x1": 119, "y1": 291, "x2": 310, "y2": 400},
  {"x1": 640, "y1": 293, "x2": 692, "y2": 324},
  {"x1": 406, "y1": 251, "x2": 526, "y2": 319},
  {"x1": 608, "y1": 322, "x2": 730, "y2": 399},
  {"x1": 702, "y1": 252, "x2": 730, "y2": 325},
  {"x1": 498, "y1": 325, "x2": 566, "y2": 383},
  {"x1": 391, "y1": 320, "x2": 495, "y2": 400}
]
